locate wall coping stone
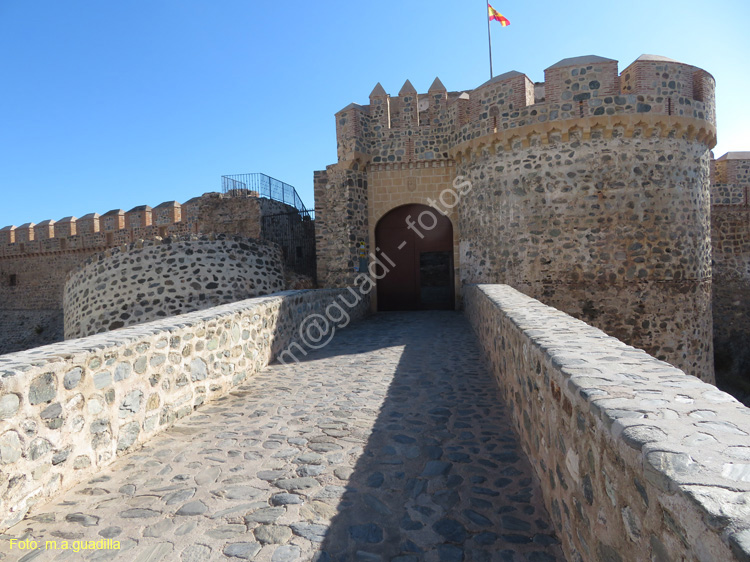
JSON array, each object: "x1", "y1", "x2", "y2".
[
  {"x1": 465, "y1": 284, "x2": 750, "y2": 561},
  {"x1": 0, "y1": 288, "x2": 369, "y2": 531}
]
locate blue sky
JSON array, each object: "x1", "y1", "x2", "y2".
[{"x1": 0, "y1": 1, "x2": 747, "y2": 228}]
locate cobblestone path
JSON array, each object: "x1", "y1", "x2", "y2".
[{"x1": 3, "y1": 312, "x2": 563, "y2": 562}]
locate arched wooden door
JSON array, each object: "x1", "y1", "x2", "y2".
[{"x1": 375, "y1": 204, "x2": 454, "y2": 311}]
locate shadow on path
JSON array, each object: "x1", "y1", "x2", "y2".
[
  {"x1": 2, "y1": 311, "x2": 562, "y2": 562},
  {"x1": 307, "y1": 312, "x2": 562, "y2": 561}
]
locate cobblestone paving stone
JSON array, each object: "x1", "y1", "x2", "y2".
[{"x1": 2, "y1": 312, "x2": 563, "y2": 562}]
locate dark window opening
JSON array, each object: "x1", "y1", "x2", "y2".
[{"x1": 9, "y1": 274, "x2": 17, "y2": 287}]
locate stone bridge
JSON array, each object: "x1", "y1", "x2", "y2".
[{"x1": 0, "y1": 287, "x2": 749, "y2": 561}]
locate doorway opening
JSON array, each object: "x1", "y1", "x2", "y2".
[{"x1": 375, "y1": 204, "x2": 454, "y2": 311}]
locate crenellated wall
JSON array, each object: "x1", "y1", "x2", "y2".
[
  {"x1": 330, "y1": 54, "x2": 715, "y2": 170},
  {"x1": 0, "y1": 192, "x2": 298, "y2": 261},
  {"x1": 0, "y1": 193, "x2": 301, "y2": 354},
  {"x1": 316, "y1": 53, "x2": 716, "y2": 380}
]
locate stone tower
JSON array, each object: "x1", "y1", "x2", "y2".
[{"x1": 315, "y1": 54, "x2": 717, "y2": 381}]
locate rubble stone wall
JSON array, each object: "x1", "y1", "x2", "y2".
[
  {"x1": 457, "y1": 134, "x2": 714, "y2": 382},
  {"x1": 711, "y1": 154, "x2": 750, "y2": 398},
  {"x1": 0, "y1": 253, "x2": 95, "y2": 311},
  {"x1": 0, "y1": 288, "x2": 369, "y2": 530},
  {"x1": 63, "y1": 236, "x2": 284, "y2": 339},
  {"x1": 314, "y1": 166, "x2": 369, "y2": 288},
  {"x1": 0, "y1": 310, "x2": 63, "y2": 355},
  {"x1": 465, "y1": 284, "x2": 750, "y2": 562},
  {"x1": 0, "y1": 193, "x2": 306, "y2": 352}
]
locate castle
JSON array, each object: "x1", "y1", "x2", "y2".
[
  {"x1": 315, "y1": 54, "x2": 718, "y2": 383},
  {"x1": 2, "y1": 54, "x2": 747, "y2": 387},
  {"x1": 3, "y1": 53, "x2": 750, "y2": 561}
]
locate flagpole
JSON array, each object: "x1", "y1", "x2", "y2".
[{"x1": 486, "y1": 2, "x2": 493, "y2": 79}]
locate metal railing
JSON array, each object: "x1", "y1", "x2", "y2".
[{"x1": 220, "y1": 173, "x2": 312, "y2": 216}]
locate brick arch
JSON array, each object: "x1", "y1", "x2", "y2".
[{"x1": 374, "y1": 203, "x2": 454, "y2": 311}]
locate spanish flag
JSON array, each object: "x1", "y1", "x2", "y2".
[{"x1": 488, "y1": 4, "x2": 510, "y2": 27}]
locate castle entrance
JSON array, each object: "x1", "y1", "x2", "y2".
[{"x1": 375, "y1": 204, "x2": 454, "y2": 311}]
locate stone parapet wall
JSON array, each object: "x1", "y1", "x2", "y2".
[
  {"x1": 503, "y1": 279, "x2": 713, "y2": 381},
  {"x1": 0, "y1": 288, "x2": 369, "y2": 531},
  {"x1": 465, "y1": 284, "x2": 750, "y2": 562},
  {"x1": 63, "y1": 235, "x2": 284, "y2": 339}
]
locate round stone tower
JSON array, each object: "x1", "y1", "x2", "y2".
[
  {"x1": 63, "y1": 235, "x2": 284, "y2": 339},
  {"x1": 453, "y1": 55, "x2": 716, "y2": 380}
]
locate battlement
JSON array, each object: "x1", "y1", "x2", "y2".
[
  {"x1": 335, "y1": 54, "x2": 716, "y2": 165},
  {"x1": 0, "y1": 192, "x2": 249, "y2": 258}
]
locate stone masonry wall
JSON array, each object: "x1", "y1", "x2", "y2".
[
  {"x1": 63, "y1": 236, "x2": 284, "y2": 340},
  {"x1": 259, "y1": 201, "x2": 316, "y2": 280},
  {"x1": 0, "y1": 288, "x2": 369, "y2": 530},
  {"x1": 711, "y1": 154, "x2": 750, "y2": 400},
  {"x1": 0, "y1": 193, "x2": 295, "y2": 313},
  {"x1": 314, "y1": 166, "x2": 369, "y2": 288},
  {"x1": 465, "y1": 284, "x2": 750, "y2": 562},
  {"x1": 0, "y1": 310, "x2": 63, "y2": 356},
  {"x1": 716, "y1": 156, "x2": 750, "y2": 185},
  {"x1": 196, "y1": 194, "x2": 295, "y2": 240},
  {"x1": 0, "y1": 253, "x2": 96, "y2": 311},
  {"x1": 457, "y1": 135, "x2": 714, "y2": 382},
  {"x1": 0, "y1": 192, "x2": 303, "y2": 352}
]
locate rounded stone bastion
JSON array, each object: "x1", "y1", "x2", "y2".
[
  {"x1": 63, "y1": 235, "x2": 284, "y2": 339},
  {"x1": 451, "y1": 55, "x2": 717, "y2": 381}
]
